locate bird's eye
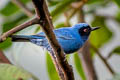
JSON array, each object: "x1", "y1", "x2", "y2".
[
  {"x1": 79, "y1": 27, "x2": 91, "y2": 36},
  {"x1": 83, "y1": 28, "x2": 88, "y2": 32}
]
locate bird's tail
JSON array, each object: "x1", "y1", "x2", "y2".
[{"x1": 11, "y1": 35, "x2": 36, "y2": 42}]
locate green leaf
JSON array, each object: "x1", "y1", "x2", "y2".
[
  {"x1": 112, "y1": 46, "x2": 120, "y2": 55},
  {"x1": 2, "y1": 13, "x2": 28, "y2": 33},
  {"x1": 34, "y1": 26, "x2": 41, "y2": 33},
  {"x1": 112, "y1": 73, "x2": 120, "y2": 80},
  {"x1": 73, "y1": 53, "x2": 86, "y2": 80},
  {"x1": 55, "y1": 22, "x2": 67, "y2": 28},
  {"x1": 113, "y1": 0, "x2": 120, "y2": 8},
  {"x1": 0, "y1": 0, "x2": 30, "y2": 16},
  {"x1": 50, "y1": 0, "x2": 76, "y2": 19},
  {"x1": 115, "y1": 11, "x2": 120, "y2": 22},
  {"x1": 46, "y1": 52, "x2": 59, "y2": 80},
  {"x1": 90, "y1": 16, "x2": 113, "y2": 48},
  {"x1": 0, "y1": 38, "x2": 12, "y2": 49},
  {"x1": 90, "y1": 47, "x2": 96, "y2": 58},
  {"x1": 0, "y1": 64, "x2": 38, "y2": 80},
  {"x1": 0, "y1": 2, "x2": 19, "y2": 16},
  {"x1": 47, "y1": 0, "x2": 61, "y2": 6}
]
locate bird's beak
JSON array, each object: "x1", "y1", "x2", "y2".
[{"x1": 91, "y1": 27, "x2": 100, "y2": 31}]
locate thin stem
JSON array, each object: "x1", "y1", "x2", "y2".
[
  {"x1": 106, "y1": 52, "x2": 113, "y2": 59},
  {"x1": 67, "y1": 1, "x2": 85, "y2": 20},
  {"x1": 11, "y1": 0, "x2": 34, "y2": 17},
  {"x1": 79, "y1": 41, "x2": 98, "y2": 80},
  {"x1": 90, "y1": 44, "x2": 115, "y2": 75},
  {"x1": 64, "y1": 12, "x2": 71, "y2": 26},
  {"x1": 0, "y1": 17, "x2": 39, "y2": 42}
]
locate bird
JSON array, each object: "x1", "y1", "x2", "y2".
[{"x1": 11, "y1": 23, "x2": 100, "y2": 54}]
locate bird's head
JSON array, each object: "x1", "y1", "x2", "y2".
[{"x1": 72, "y1": 23, "x2": 100, "y2": 42}]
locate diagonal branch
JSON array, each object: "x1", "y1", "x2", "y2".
[
  {"x1": 67, "y1": 0, "x2": 86, "y2": 20},
  {"x1": 0, "y1": 50, "x2": 11, "y2": 64},
  {"x1": 79, "y1": 41, "x2": 98, "y2": 80},
  {"x1": 0, "y1": 17, "x2": 39, "y2": 42},
  {"x1": 32, "y1": 0, "x2": 74, "y2": 80},
  {"x1": 11, "y1": 0, "x2": 34, "y2": 17},
  {"x1": 90, "y1": 44, "x2": 115, "y2": 75}
]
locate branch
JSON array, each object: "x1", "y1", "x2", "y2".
[
  {"x1": 0, "y1": 17, "x2": 39, "y2": 42},
  {"x1": 90, "y1": 44, "x2": 115, "y2": 75},
  {"x1": 79, "y1": 41, "x2": 98, "y2": 80},
  {"x1": 67, "y1": 0, "x2": 86, "y2": 20},
  {"x1": 0, "y1": 50, "x2": 11, "y2": 64},
  {"x1": 11, "y1": 0, "x2": 34, "y2": 17},
  {"x1": 64, "y1": 12, "x2": 71, "y2": 26},
  {"x1": 32, "y1": 0, "x2": 74, "y2": 80},
  {"x1": 106, "y1": 52, "x2": 113, "y2": 59}
]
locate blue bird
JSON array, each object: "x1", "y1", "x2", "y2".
[{"x1": 11, "y1": 23, "x2": 99, "y2": 54}]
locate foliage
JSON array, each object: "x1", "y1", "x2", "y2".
[
  {"x1": 0, "y1": 64, "x2": 38, "y2": 80},
  {"x1": 73, "y1": 53, "x2": 86, "y2": 80},
  {"x1": 90, "y1": 16, "x2": 112, "y2": 48},
  {"x1": 0, "y1": 0, "x2": 120, "y2": 80},
  {"x1": 46, "y1": 52, "x2": 59, "y2": 80}
]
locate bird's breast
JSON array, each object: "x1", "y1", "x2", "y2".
[{"x1": 58, "y1": 38, "x2": 82, "y2": 54}]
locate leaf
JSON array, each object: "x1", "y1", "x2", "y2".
[
  {"x1": 0, "y1": 0, "x2": 30, "y2": 16},
  {"x1": 47, "y1": 0, "x2": 61, "y2": 6},
  {"x1": 73, "y1": 53, "x2": 86, "y2": 80},
  {"x1": 0, "y1": 2, "x2": 19, "y2": 16},
  {"x1": 113, "y1": 0, "x2": 120, "y2": 8},
  {"x1": 2, "y1": 13, "x2": 28, "y2": 33},
  {"x1": 0, "y1": 64, "x2": 38, "y2": 80},
  {"x1": 34, "y1": 26, "x2": 41, "y2": 33},
  {"x1": 46, "y1": 52, "x2": 59, "y2": 80},
  {"x1": 90, "y1": 16, "x2": 113, "y2": 48},
  {"x1": 55, "y1": 22, "x2": 66, "y2": 28},
  {"x1": 112, "y1": 46, "x2": 120, "y2": 55},
  {"x1": 115, "y1": 11, "x2": 120, "y2": 22},
  {"x1": 50, "y1": 0, "x2": 76, "y2": 19},
  {"x1": 112, "y1": 73, "x2": 120, "y2": 80},
  {"x1": 0, "y1": 38, "x2": 12, "y2": 49}
]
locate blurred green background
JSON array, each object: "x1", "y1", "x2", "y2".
[{"x1": 0, "y1": 0, "x2": 120, "y2": 80}]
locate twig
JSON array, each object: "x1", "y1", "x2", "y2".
[
  {"x1": 79, "y1": 41, "x2": 98, "y2": 80},
  {"x1": 11, "y1": 0, "x2": 34, "y2": 17},
  {"x1": 0, "y1": 17, "x2": 39, "y2": 42},
  {"x1": 0, "y1": 50, "x2": 11, "y2": 64},
  {"x1": 32, "y1": 0, "x2": 74, "y2": 80},
  {"x1": 90, "y1": 44, "x2": 115, "y2": 75},
  {"x1": 106, "y1": 52, "x2": 113, "y2": 59},
  {"x1": 67, "y1": 1, "x2": 86, "y2": 20},
  {"x1": 64, "y1": 12, "x2": 71, "y2": 26}
]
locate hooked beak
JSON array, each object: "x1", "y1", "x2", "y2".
[{"x1": 91, "y1": 27, "x2": 100, "y2": 31}]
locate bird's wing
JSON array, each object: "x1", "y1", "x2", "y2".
[
  {"x1": 35, "y1": 28, "x2": 75, "y2": 40},
  {"x1": 53, "y1": 29, "x2": 75, "y2": 40},
  {"x1": 30, "y1": 29, "x2": 75, "y2": 53},
  {"x1": 31, "y1": 28, "x2": 75, "y2": 44}
]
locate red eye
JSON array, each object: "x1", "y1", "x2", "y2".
[{"x1": 83, "y1": 29, "x2": 88, "y2": 32}]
